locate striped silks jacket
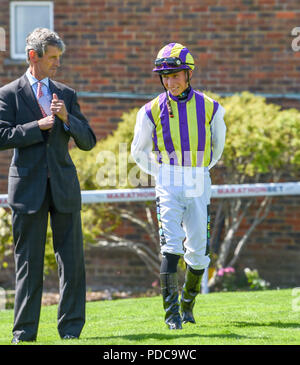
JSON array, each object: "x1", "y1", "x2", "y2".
[{"x1": 144, "y1": 87, "x2": 219, "y2": 168}]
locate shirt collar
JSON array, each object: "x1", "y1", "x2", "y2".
[{"x1": 25, "y1": 69, "x2": 49, "y2": 88}]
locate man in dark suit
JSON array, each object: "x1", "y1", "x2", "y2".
[{"x1": 0, "y1": 28, "x2": 96, "y2": 343}]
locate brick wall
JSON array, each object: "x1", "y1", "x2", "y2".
[
  {"x1": 1, "y1": 2, "x2": 300, "y2": 98},
  {"x1": 1, "y1": 0, "x2": 300, "y2": 191},
  {"x1": 0, "y1": 0, "x2": 300, "y2": 290}
]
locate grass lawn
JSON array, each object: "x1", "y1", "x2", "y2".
[{"x1": 0, "y1": 288, "x2": 300, "y2": 345}]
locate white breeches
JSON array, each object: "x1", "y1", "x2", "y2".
[{"x1": 155, "y1": 164, "x2": 211, "y2": 271}]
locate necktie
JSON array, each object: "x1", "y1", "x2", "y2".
[
  {"x1": 36, "y1": 81, "x2": 51, "y2": 148},
  {"x1": 37, "y1": 81, "x2": 43, "y2": 98},
  {"x1": 37, "y1": 81, "x2": 47, "y2": 117}
]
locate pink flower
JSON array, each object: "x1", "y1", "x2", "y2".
[
  {"x1": 224, "y1": 267, "x2": 235, "y2": 274},
  {"x1": 152, "y1": 279, "x2": 159, "y2": 288},
  {"x1": 217, "y1": 267, "x2": 235, "y2": 277},
  {"x1": 217, "y1": 268, "x2": 225, "y2": 277}
]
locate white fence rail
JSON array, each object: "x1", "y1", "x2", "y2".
[{"x1": 1, "y1": 182, "x2": 300, "y2": 207}]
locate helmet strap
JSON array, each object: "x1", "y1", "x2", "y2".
[{"x1": 159, "y1": 75, "x2": 174, "y2": 118}]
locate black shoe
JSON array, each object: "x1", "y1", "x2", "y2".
[
  {"x1": 11, "y1": 337, "x2": 20, "y2": 345},
  {"x1": 166, "y1": 313, "x2": 183, "y2": 330},
  {"x1": 62, "y1": 334, "x2": 79, "y2": 340},
  {"x1": 11, "y1": 337, "x2": 36, "y2": 344},
  {"x1": 181, "y1": 310, "x2": 196, "y2": 324}
]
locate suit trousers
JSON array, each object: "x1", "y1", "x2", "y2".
[{"x1": 12, "y1": 180, "x2": 86, "y2": 340}]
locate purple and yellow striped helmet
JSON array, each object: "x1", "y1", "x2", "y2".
[{"x1": 153, "y1": 43, "x2": 195, "y2": 75}]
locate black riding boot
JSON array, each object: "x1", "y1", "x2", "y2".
[
  {"x1": 180, "y1": 268, "x2": 203, "y2": 324},
  {"x1": 160, "y1": 272, "x2": 182, "y2": 330}
]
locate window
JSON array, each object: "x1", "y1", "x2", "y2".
[{"x1": 10, "y1": 1, "x2": 54, "y2": 60}]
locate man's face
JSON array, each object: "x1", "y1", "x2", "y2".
[
  {"x1": 161, "y1": 70, "x2": 192, "y2": 96},
  {"x1": 30, "y1": 45, "x2": 62, "y2": 80}
]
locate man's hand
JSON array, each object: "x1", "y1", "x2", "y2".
[
  {"x1": 38, "y1": 114, "x2": 55, "y2": 130},
  {"x1": 51, "y1": 93, "x2": 69, "y2": 124}
]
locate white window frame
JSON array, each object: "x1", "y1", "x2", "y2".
[{"x1": 10, "y1": 1, "x2": 54, "y2": 60}]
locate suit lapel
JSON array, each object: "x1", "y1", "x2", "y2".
[
  {"x1": 48, "y1": 80, "x2": 64, "y2": 142},
  {"x1": 18, "y1": 77, "x2": 67, "y2": 143},
  {"x1": 49, "y1": 79, "x2": 63, "y2": 101},
  {"x1": 18, "y1": 74, "x2": 44, "y2": 120}
]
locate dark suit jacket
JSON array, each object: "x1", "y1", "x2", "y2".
[{"x1": 0, "y1": 74, "x2": 96, "y2": 213}]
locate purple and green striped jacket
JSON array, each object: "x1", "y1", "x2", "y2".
[{"x1": 145, "y1": 88, "x2": 219, "y2": 167}]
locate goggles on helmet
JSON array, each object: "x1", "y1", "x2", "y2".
[{"x1": 154, "y1": 57, "x2": 194, "y2": 69}]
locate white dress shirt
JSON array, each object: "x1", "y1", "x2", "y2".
[
  {"x1": 25, "y1": 69, "x2": 52, "y2": 116},
  {"x1": 25, "y1": 69, "x2": 70, "y2": 131}
]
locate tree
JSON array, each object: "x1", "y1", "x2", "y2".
[
  {"x1": 70, "y1": 92, "x2": 300, "y2": 288},
  {"x1": 0, "y1": 207, "x2": 13, "y2": 270},
  {"x1": 70, "y1": 108, "x2": 162, "y2": 279},
  {"x1": 0, "y1": 207, "x2": 57, "y2": 275},
  {"x1": 207, "y1": 92, "x2": 300, "y2": 289},
  {"x1": 0, "y1": 109, "x2": 160, "y2": 278},
  {"x1": 1, "y1": 92, "x2": 300, "y2": 286}
]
